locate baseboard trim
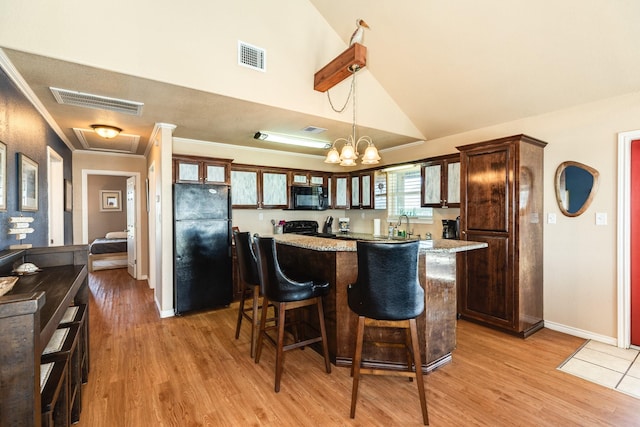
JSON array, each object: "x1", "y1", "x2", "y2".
[{"x1": 544, "y1": 320, "x2": 617, "y2": 346}]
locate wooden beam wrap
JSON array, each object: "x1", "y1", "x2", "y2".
[{"x1": 313, "y1": 43, "x2": 367, "y2": 92}]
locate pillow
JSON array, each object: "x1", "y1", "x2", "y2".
[{"x1": 105, "y1": 231, "x2": 127, "y2": 239}]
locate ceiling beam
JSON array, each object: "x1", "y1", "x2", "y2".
[{"x1": 314, "y1": 43, "x2": 367, "y2": 92}]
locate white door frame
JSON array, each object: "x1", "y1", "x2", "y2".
[
  {"x1": 47, "y1": 147, "x2": 64, "y2": 246},
  {"x1": 617, "y1": 129, "x2": 640, "y2": 348},
  {"x1": 147, "y1": 162, "x2": 156, "y2": 290},
  {"x1": 82, "y1": 169, "x2": 142, "y2": 279}
]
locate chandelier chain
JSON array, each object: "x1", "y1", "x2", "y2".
[{"x1": 326, "y1": 72, "x2": 357, "y2": 114}]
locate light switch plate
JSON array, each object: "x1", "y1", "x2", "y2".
[
  {"x1": 596, "y1": 212, "x2": 607, "y2": 225},
  {"x1": 547, "y1": 213, "x2": 556, "y2": 224}
]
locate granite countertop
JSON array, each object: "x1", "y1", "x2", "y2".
[{"x1": 272, "y1": 233, "x2": 487, "y2": 253}]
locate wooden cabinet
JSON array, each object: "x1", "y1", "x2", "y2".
[
  {"x1": 332, "y1": 174, "x2": 350, "y2": 209},
  {"x1": 421, "y1": 154, "x2": 460, "y2": 208},
  {"x1": 457, "y1": 135, "x2": 546, "y2": 337},
  {"x1": 173, "y1": 155, "x2": 231, "y2": 184},
  {"x1": 350, "y1": 172, "x2": 374, "y2": 209},
  {"x1": 0, "y1": 246, "x2": 89, "y2": 426},
  {"x1": 291, "y1": 171, "x2": 328, "y2": 187},
  {"x1": 231, "y1": 165, "x2": 288, "y2": 209}
]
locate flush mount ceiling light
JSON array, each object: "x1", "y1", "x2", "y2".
[
  {"x1": 91, "y1": 124, "x2": 122, "y2": 139},
  {"x1": 253, "y1": 131, "x2": 331, "y2": 149},
  {"x1": 324, "y1": 71, "x2": 380, "y2": 167}
]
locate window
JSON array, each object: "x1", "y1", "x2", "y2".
[{"x1": 386, "y1": 164, "x2": 433, "y2": 220}]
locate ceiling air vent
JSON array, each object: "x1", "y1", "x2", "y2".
[
  {"x1": 50, "y1": 87, "x2": 144, "y2": 116},
  {"x1": 238, "y1": 41, "x2": 266, "y2": 72}
]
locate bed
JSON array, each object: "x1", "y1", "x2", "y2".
[{"x1": 88, "y1": 231, "x2": 128, "y2": 272}]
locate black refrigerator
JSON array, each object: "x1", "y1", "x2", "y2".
[{"x1": 173, "y1": 183, "x2": 232, "y2": 315}]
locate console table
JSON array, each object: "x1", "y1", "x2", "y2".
[{"x1": 0, "y1": 245, "x2": 88, "y2": 427}]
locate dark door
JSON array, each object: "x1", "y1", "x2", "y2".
[{"x1": 459, "y1": 143, "x2": 515, "y2": 329}]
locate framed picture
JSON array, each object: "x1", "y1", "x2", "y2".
[
  {"x1": 65, "y1": 179, "x2": 73, "y2": 212},
  {"x1": 0, "y1": 142, "x2": 6, "y2": 211},
  {"x1": 18, "y1": 153, "x2": 38, "y2": 211},
  {"x1": 100, "y1": 190, "x2": 122, "y2": 212}
]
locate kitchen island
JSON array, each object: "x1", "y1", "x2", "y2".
[{"x1": 272, "y1": 234, "x2": 487, "y2": 372}]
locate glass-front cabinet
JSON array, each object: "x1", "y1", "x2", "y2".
[
  {"x1": 231, "y1": 165, "x2": 289, "y2": 209},
  {"x1": 421, "y1": 154, "x2": 460, "y2": 208},
  {"x1": 333, "y1": 174, "x2": 350, "y2": 209},
  {"x1": 350, "y1": 171, "x2": 374, "y2": 209},
  {"x1": 173, "y1": 155, "x2": 231, "y2": 184},
  {"x1": 231, "y1": 166, "x2": 259, "y2": 208},
  {"x1": 261, "y1": 170, "x2": 288, "y2": 208}
]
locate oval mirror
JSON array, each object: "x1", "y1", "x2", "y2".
[{"x1": 554, "y1": 161, "x2": 599, "y2": 217}]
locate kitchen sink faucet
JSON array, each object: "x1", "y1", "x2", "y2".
[{"x1": 397, "y1": 214, "x2": 411, "y2": 238}]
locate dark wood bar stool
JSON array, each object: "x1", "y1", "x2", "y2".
[
  {"x1": 41, "y1": 323, "x2": 81, "y2": 425},
  {"x1": 233, "y1": 231, "x2": 267, "y2": 358},
  {"x1": 347, "y1": 240, "x2": 429, "y2": 425},
  {"x1": 59, "y1": 304, "x2": 89, "y2": 384},
  {"x1": 40, "y1": 360, "x2": 69, "y2": 427},
  {"x1": 254, "y1": 236, "x2": 331, "y2": 392}
]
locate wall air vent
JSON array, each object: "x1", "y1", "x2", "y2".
[
  {"x1": 238, "y1": 41, "x2": 266, "y2": 72},
  {"x1": 50, "y1": 87, "x2": 144, "y2": 116},
  {"x1": 302, "y1": 126, "x2": 327, "y2": 134}
]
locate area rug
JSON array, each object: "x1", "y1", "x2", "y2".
[{"x1": 557, "y1": 340, "x2": 640, "y2": 399}]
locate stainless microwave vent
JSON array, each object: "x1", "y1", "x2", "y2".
[
  {"x1": 50, "y1": 87, "x2": 144, "y2": 116},
  {"x1": 238, "y1": 41, "x2": 266, "y2": 72}
]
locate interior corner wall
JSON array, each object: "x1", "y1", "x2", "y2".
[{"x1": 0, "y1": 67, "x2": 73, "y2": 250}]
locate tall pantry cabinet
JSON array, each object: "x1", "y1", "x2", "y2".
[{"x1": 457, "y1": 134, "x2": 546, "y2": 337}]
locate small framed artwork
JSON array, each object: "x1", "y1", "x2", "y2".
[
  {"x1": 0, "y1": 141, "x2": 6, "y2": 211},
  {"x1": 64, "y1": 179, "x2": 73, "y2": 212},
  {"x1": 100, "y1": 190, "x2": 122, "y2": 212},
  {"x1": 18, "y1": 153, "x2": 38, "y2": 211}
]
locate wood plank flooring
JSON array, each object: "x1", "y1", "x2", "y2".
[{"x1": 78, "y1": 269, "x2": 640, "y2": 426}]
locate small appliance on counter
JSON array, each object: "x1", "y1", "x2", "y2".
[
  {"x1": 338, "y1": 217, "x2": 350, "y2": 233},
  {"x1": 442, "y1": 217, "x2": 460, "y2": 239}
]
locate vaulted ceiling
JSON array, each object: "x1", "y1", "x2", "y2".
[{"x1": 1, "y1": 1, "x2": 639, "y2": 159}]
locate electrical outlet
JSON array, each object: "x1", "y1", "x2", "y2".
[
  {"x1": 258, "y1": 213, "x2": 264, "y2": 220},
  {"x1": 547, "y1": 213, "x2": 556, "y2": 224},
  {"x1": 596, "y1": 212, "x2": 607, "y2": 225}
]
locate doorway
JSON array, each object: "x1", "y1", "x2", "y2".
[
  {"x1": 47, "y1": 147, "x2": 64, "y2": 246},
  {"x1": 82, "y1": 169, "x2": 142, "y2": 279}
]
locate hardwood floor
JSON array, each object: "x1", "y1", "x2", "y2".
[{"x1": 78, "y1": 269, "x2": 640, "y2": 426}]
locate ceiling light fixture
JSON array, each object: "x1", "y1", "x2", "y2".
[
  {"x1": 324, "y1": 71, "x2": 380, "y2": 166},
  {"x1": 91, "y1": 124, "x2": 122, "y2": 139},
  {"x1": 253, "y1": 131, "x2": 331, "y2": 149}
]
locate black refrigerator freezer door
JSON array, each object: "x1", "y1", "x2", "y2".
[
  {"x1": 174, "y1": 183, "x2": 230, "y2": 221},
  {"x1": 174, "y1": 219, "x2": 232, "y2": 314}
]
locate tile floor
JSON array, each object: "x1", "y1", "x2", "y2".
[{"x1": 558, "y1": 340, "x2": 640, "y2": 399}]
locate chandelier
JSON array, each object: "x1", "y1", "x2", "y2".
[{"x1": 324, "y1": 72, "x2": 380, "y2": 166}]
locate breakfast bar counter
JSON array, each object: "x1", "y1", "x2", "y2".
[{"x1": 273, "y1": 234, "x2": 487, "y2": 372}]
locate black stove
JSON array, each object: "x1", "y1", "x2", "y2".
[
  {"x1": 282, "y1": 220, "x2": 319, "y2": 235},
  {"x1": 283, "y1": 220, "x2": 338, "y2": 238}
]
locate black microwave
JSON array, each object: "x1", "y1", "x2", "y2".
[{"x1": 291, "y1": 185, "x2": 328, "y2": 210}]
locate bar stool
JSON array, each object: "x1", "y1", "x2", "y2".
[
  {"x1": 254, "y1": 236, "x2": 331, "y2": 392},
  {"x1": 347, "y1": 240, "x2": 428, "y2": 425},
  {"x1": 59, "y1": 304, "x2": 89, "y2": 384},
  {"x1": 41, "y1": 323, "x2": 81, "y2": 425},
  {"x1": 40, "y1": 360, "x2": 69, "y2": 427},
  {"x1": 233, "y1": 230, "x2": 267, "y2": 358}
]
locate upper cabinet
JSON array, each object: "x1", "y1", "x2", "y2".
[
  {"x1": 231, "y1": 165, "x2": 288, "y2": 209},
  {"x1": 333, "y1": 174, "x2": 350, "y2": 209},
  {"x1": 350, "y1": 171, "x2": 374, "y2": 209},
  {"x1": 173, "y1": 155, "x2": 231, "y2": 184},
  {"x1": 291, "y1": 171, "x2": 329, "y2": 187},
  {"x1": 421, "y1": 154, "x2": 460, "y2": 208}
]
